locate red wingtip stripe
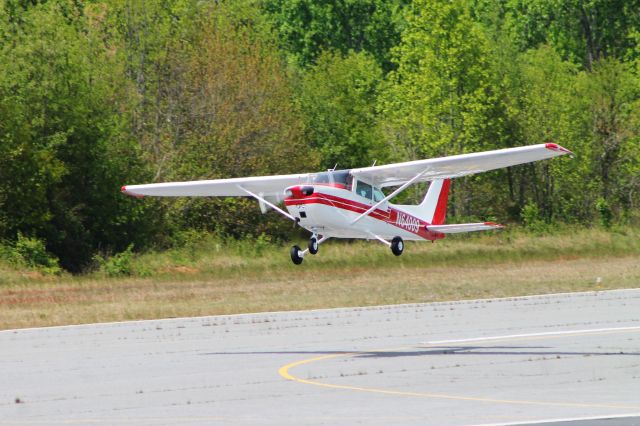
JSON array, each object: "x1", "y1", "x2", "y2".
[
  {"x1": 484, "y1": 221, "x2": 505, "y2": 228},
  {"x1": 121, "y1": 185, "x2": 144, "y2": 199},
  {"x1": 545, "y1": 143, "x2": 573, "y2": 155}
]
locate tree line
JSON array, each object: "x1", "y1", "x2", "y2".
[{"x1": 0, "y1": 0, "x2": 638, "y2": 272}]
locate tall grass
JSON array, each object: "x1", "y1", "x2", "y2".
[
  {"x1": 123, "y1": 226, "x2": 640, "y2": 279},
  {"x1": 2, "y1": 226, "x2": 639, "y2": 284},
  {"x1": 1, "y1": 226, "x2": 639, "y2": 329}
]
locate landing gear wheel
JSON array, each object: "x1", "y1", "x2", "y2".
[
  {"x1": 308, "y1": 237, "x2": 319, "y2": 255},
  {"x1": 290, "y1": 245, "x2": 304, "y2": 265},
  {"x1": 391, "y1": 236, "x2": 404, "y2": 256}
]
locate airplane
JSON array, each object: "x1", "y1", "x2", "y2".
[{"x1": 122, "y1": 143, "x2": 573, "y2": 265}]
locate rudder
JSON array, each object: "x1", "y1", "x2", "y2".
[{"x1": 419, "y1": 179, "x2": 450, "y2": 225}]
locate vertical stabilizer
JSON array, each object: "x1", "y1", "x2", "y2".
[{"x1": 419, "y1": 179, "x2": 451, "y2": 224}]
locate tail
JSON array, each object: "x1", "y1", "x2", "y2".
[{"x1": 419, "y1": 179, "x2": 450, "y2": 225}]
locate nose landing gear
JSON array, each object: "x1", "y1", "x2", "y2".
[
  {"x1": 290, "y1": 234, "x2": 327, "y2": 265},
  {"x1": 290, "y1": 245, "x2": 304, "y2": 265}
]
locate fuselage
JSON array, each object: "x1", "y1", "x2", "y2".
[{"x1": 284, "y1": 183, "x2": 445, "y2": 241}]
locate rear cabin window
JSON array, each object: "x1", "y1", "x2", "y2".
[{"x1": 373, "y1": 187, "x2": 385, "y2": 202}]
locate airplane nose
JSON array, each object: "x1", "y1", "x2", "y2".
[{"x1": 285, "y1": 185, "x2": 314, "y2": 199}]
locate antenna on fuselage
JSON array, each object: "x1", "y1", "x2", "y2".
[
  {"x1": 328, "y1": 163, "x2": 338, "y2": 172},
  {"x1": 371, "y1": 159, "x2": 377, "y2": 167}
]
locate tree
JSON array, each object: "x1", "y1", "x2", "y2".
[
  {"x1": 381, "y1": 0, "x2": 503, "y2": 216},
  {"x1": 0, "y1": 1, "x2": 156, "y2": 271},
  {"x1": 504, "y1": 0, "x2": 640, "y2": 69},
  {"x1": 575, "y1": 58, "x2": 640, "y2": 218},
  {"x1": 298, "y1": 50, "x2": 388, "y2": 169},
  {"x1": 148, "y1": 2, "x2": 316, "y2": 239},
  {"x1": 263, "y1": 0, "x2": 406, "y2": 71}
]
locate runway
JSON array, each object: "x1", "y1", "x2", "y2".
[{"x1": 1, "y1": 288, "x2": 640, "y2": 425}]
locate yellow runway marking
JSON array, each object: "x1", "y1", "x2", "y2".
[{"x1": 278, "y1": 327, "x2": 640, "y2": 410}]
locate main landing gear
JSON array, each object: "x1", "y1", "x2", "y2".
[
  {"x1": 291, "y1": 234, "x2": 404, "y2": 265},
  {"x1": 290, "y1": 234, "x2": 325, "y2": 265},
  {"x1": 391, "y1": 236, "x2": 404, "y2": 256},
  {"x1": 369, "y1": 234, "x2": 405, "y2": 257}
]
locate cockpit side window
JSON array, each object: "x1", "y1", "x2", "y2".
[{"x1": 355, "y1": 180, "x2": 373, "y2": 200}]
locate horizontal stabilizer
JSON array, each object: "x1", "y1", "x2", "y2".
[{"x1": 426, "y1": 222, "x2": 504, "y2": 234}]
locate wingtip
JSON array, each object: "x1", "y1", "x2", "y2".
[
  {"x1": 545, "y1": 143, "x2": 574, "y2": 157},
  {"x1": 121, "y1": 185, "x2": 144, "y2": 199},
  {"x1": 484, "y1": 221, "x2": 505, "y2": 228}
]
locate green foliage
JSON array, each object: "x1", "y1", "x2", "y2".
[
  {"x1": 263, "y1": 0, "x2": 406, "y2": 71},
  {"x1": 0, "y1": 0, "x2": 638, "y2": 274},
  {"x1": 94, "y1": 244, "x2": 135, "y2": 277},
  {"x1": 381, "y1": 0, "x2": 505, "y2": 216},
  {"x1": 10, "y1": 233, "x2": 61, "y2": 274},
  {"x1": 521, "y1": 202, "x2": 551, "y2": 234},
  {"x1": 0, "y1": 0, "x2": 158, "y2": 271},
  {"x1": 596, "y1": 198, "x2": 612, "y2": 229},
  {"x1": 501, "y1": 0, "x2": 640, "y2": 68},
  {"x1": 298, "y1": 50, "x2": 388, "y2": 168}
]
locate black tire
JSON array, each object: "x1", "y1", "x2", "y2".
[
  {"x1": 290, "y1": 245, "x2": 304, "y2": 265},
  {"x1": 391, "y1": 236, "x2": 404, "y2": 256},
  {"x1": 308, "y1": 237, "x2": 319, "y2": 255}
]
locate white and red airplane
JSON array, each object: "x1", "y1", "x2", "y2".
[{"x1": 122, "y1": 143, "x2": 572, "y2": 264}]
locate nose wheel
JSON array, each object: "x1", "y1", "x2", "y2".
[
  {"x1": 391, "y1": 236, "x2": 404, "y2": 256},
  {"x1": 290, "y1": 234, "x2": 328, "y2": 264},
  {"x1": 290, "y1": 245, "x2": 304, "y2": 265}
]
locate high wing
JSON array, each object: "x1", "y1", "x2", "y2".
[
  {"x1": 122, "y1": 173, "x2": 311, "y2": 198},
  {"x1": 122, "y1": 143, "x2": 572, "y2": 198},
  {"x1": 351, "y1": 143, "x2": 573, "y2": 187}
]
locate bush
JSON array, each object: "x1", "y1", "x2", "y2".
[
  {"x1": 94, "y1": 245, "x2": 135, "y2": 277},
  {"x1": 0, "y1": 234, "x2": 62, "y2": 275},
  {"x1": 521, "y1": 202, "x2": 551, "y2": 235},
  {"x1": 596, "y1": 198, "x2": 613, "y2": 229}
]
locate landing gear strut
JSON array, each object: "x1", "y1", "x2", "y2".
[
  {"x1": 391, "y1": 236, "x2": 404, "y2": 256},
  {"x1": 290, "y1": 245, "x2": 304, "y2": 265}
]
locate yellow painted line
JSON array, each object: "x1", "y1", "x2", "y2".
[{"x1": 278, "y1": 327, "x2": 640, "y2": 410}]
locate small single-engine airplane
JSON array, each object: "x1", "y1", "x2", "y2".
[{"x1": 122, "y1": 143, "x2": 572, "y2": 264}]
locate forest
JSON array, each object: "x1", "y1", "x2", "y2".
[{"x1": 0, "y1": 0, "x2": 639, "y2": 273}]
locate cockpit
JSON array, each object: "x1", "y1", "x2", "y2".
[
  {"x1": 308, "y1": 170, "x2": 351, "y2": 188},
  {"x1": 308, "y1": 170, "x2": 385, "y2": 202},
  {"x1": 354, "y1": 180, "x2": 385, "y2": 202}
]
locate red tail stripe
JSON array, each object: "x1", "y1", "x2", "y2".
[{"x1": 432, "y1": 179, "x2": 450, "y2": 225}]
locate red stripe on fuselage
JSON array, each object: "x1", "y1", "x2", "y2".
[{"x1": 285, "y1": 192, "x2": 444, "y2": 240}]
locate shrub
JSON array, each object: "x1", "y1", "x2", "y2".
[
  {"x1": 3, "y1": 234, "x2": 62, "y2": 275},
  {"x1": 94, "y1": 245, "x2": 135, "y2": 277}
]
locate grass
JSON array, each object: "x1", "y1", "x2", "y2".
[{"x1": 1, "y1": 227, "x2": 639, "y2": 330}]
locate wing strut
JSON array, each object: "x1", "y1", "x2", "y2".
[
  {"x1": 237, "y1": 186, "x2": 295, "y2": 221},
  {"x1": 350, "y1": 168, "x2": 429, "y2": 225}
]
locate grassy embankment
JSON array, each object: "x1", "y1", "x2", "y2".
[{"x1": 1, "y1": 227, "x2": 639, "y2": 330}]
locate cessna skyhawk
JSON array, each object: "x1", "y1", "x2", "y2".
[{"x1": 122, "y1": 143, "x2": 573, "y2": 265}]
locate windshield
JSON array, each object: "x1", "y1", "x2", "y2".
[{"x1": 309, "y1": 170, "x2": 351, "y2": 186}]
